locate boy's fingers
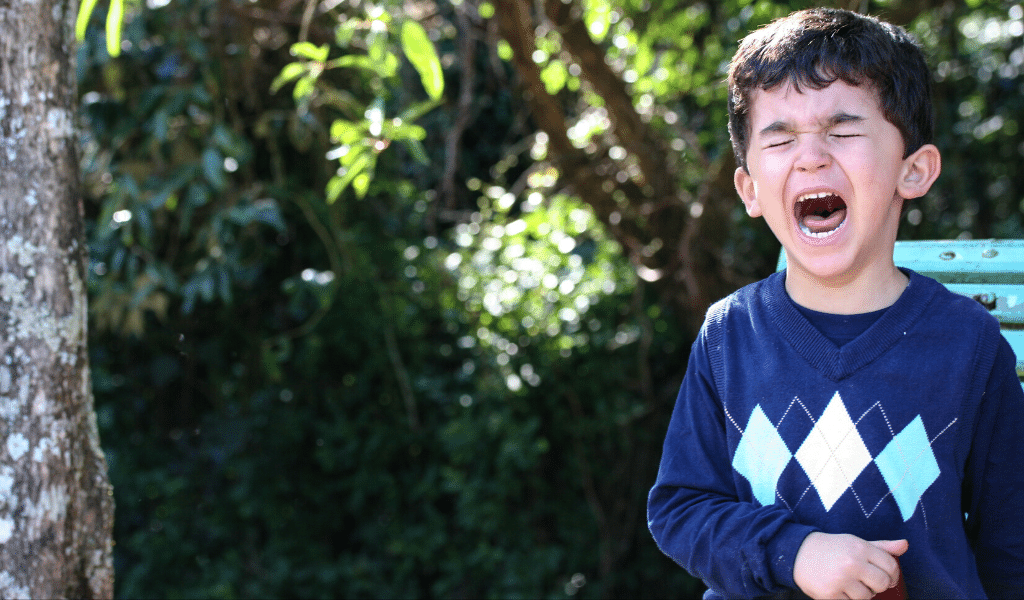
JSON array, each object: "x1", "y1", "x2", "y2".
[
  {"x1": 863, "y1": 544, "x2": 901, "y2": 587},
  {"x1": 843, "y1": 581, "x2": 874, "y2": 600},
  {"x1": 861, "y1": 563, "x2": 896, "y2": 593},
  {"x1": 869, "y1": 538, "x2": 909, "y2": 557}
]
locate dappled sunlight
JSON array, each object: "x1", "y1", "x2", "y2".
[{"x1": 439, "y1": 189, "x2": 634, "y2": 386}]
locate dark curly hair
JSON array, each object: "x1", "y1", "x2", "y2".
[{"x1": 728, "y1": 8, "x2": 933, "y2": 172}]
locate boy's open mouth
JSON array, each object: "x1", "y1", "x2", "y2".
[{"x1": 796, "y1": 192, "x2": 847, "y2": 238}]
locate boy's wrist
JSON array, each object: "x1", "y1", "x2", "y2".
[{"x1": 765, "y1": 522, "x2": 819, "y2": 589}]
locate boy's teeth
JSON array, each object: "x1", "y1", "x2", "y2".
[{"x1": 799, "y1": 220, "x2": 845, "y2": 238}]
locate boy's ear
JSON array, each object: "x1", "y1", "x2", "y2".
[
  {"x1": 897, "y1": 143, "x2": 941, "y2": 200},
  {"x1": 734, "y1": 166, "x2": 762, "y2": 217}
]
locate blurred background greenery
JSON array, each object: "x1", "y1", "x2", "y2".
[{"x1": 74, "y1": 0, "x2": 1024, "y2": 597}]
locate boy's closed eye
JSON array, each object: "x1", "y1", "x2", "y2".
[{"x1": 829, "y1": 128, "x2": 863, "y2": 139}]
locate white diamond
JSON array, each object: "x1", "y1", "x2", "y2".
[{"x1": 795, "y1": 392, "x2": 872, "y2": 511}]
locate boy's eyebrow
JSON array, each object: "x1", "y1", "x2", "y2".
[{"x1": 757, "y1": 112, "x2": 866, "y2": 136}]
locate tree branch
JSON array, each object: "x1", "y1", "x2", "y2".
[{"x1": 495, "y1": 0, "x2": 741, "y2": 331}]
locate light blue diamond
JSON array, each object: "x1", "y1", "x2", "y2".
[
  {"x1": 874, "y1": 415, "x2": 941, "y2": 521},
  {"x1": 733, "y1": 405, "x2": 792, "y2": 506}
]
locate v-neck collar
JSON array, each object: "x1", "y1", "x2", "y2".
[{"x1": 761, "y1": 269, "x2": 939, "y2": 381}]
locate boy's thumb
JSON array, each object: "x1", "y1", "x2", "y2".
[{"x1": 870, "y1": 539, "x2": 909, "y2": 557}]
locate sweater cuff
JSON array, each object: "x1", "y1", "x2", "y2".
[{"x1": 765, "y1": 522, "x2": 818, "y2": 589}]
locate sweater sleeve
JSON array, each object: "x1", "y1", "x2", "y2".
[
  {"x1": 964, "y1": 336, "x2": 1024, "y2": 599},
  {"x1": 647, "y1": 325, "x2": 817, "y2": 597}
]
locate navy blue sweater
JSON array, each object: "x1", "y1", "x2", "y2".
[{"x1": 648, "y1": 270, "x2": 1024, "y2": 598}]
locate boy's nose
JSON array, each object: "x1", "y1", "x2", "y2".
[{"x1": 794, "y1": 137, "x2": 832, "y2": 172}]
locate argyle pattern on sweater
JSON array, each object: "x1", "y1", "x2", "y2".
[{"x1": 730, "y1": 390, "x2": 954, "y2": 522}]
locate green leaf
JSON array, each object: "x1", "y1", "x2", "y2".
[
  {"x1": 185, "y1": 183, "x2": 210, "y2": 207},
  {"x1": 271, "y1": 62, "x2": 307, "y2": 93},
  {"x1": 400, "y1": 138, "x2": 430, "y2": 165},
  {"x1": 293, "y1": 75, "x2": 317, "y2": 101},
  {"x1": 202, "y1": 148, "x2": 227, "y2": 190},
  {"x1": 326, "y1": 176, "x2": 346, "y2": 204},
  {"x1": 228, "y1": 199, "x2": 287, "y2": 232},
  {"x1": 336, "y1": 19, "x2": 359, "y2": 46},
  {"x1": 327, "y1": 153, "x2": 375, "y2": 203},
  {"x1": 332, "y1": 55, "x2": 375, "y2": 71},
  {"x1": 76, "y1": 0, "x2": 100, "y2": 41},
  {"x1": 290, "y1": 42, "x2": 329, "y2": 63},
  {"x1": 497, "y1": 39, "x2": 513, "y2": 61},
  {"x1": 105, "y1": 0, "x2": 124, "y2": 57},
  {"x1": 330, "y1": 120, "x2": 364, "y2": 145},
  {"x1": 368, "y1": 28, "x2": 388, "y2": 66},
  {"x1": 382, "y1": 121, "x2": 426, "y2": 142},
  {"x1": 352, "y1": 172, "x2": 371, "y2": 199},
  {"x1": 397, "y1": 99, "x2": 441, "y2": 124},
  {"x1": 377, "y1": 53, "x2": 400, "y2": 79},
  {"x1": 400, "y1": 20, "x2": 444, "y2": 101},
  {"x1": 540, "y1": 61, "x2": 567, "y2": 95},
  {"x1": 338, "y1": 145, "x2": 367, "y2": 167},
  {"x1": 583, "y1": 0, "x2": 611, "y2": 42}
]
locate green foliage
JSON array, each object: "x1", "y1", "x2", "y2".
[
  {"x1": 269, "y1": 6, "x2": 443, "y2": 202},
  {"x1": 402, "y1": 21, "x2": 446, "y2": 101},
  {"x1": 903, "y1": 3, "x2": 1024, "y2": 240},
  {"x1": 76, "y1": 0, "x2": 1024, "y2": 599},
  {"x1": 77, "y1": 0, "x2": 127, "y2": 57}
]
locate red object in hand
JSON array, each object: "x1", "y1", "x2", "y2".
[{"x1": 871, "y1": 558, "x2": 907, "y2": 600}]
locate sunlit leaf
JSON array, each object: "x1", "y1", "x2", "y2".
[
  {"x1": 327, "y1": 153, "x2": 375, "y2": 203},
  {"x1": 271, "y1": 62, "x2": 307, "y2": 93},
  {"x1": 497, "y1": 39, "x2": 513, "y2": 61},
  {"x1": 105, "y1": 0, "x2": 124, "y2": 57},
  {"x1": 293, "y1": 75, "x2": 317, "y2": 101},
  {"x1": 326, "y1": 175, "x2": 346, "y2": 204},
  {"x1": 368, "y1": 27, "x2": 388, "y2": 66},
  {"x1": 401, "y1": 20, "x2": 445, "y2": 100},
  {"x1": 336, "y1": 19, "x2": 359, "y2": 46},
  {"x1": 290, "y1": 42, "x2": 329, "y2": 63},
  {"x1": 583, "y1": 0, "x2": 611, "y2": 42},
  {"x1": 352, "y1": 172, "x2": 371, "y2": 199},
  {"x1": 333, "y1": 55, "x2": 376, "y2": 71},
  {"x1": 339, "y1": 145, "x2": 367, "y2": 168},
  {"x1": 76, "y1": 0, "x2": 100, "y2": 41},
  {"x1": 330, "y1": 119, "x2": 364, "y2": 145},
  {"x1": 540, "y1": 61, "x2": 567, "y2": 95},
  {"x1": 382, "y1": 121, "x2": 427, "y2": 141},
  {"x1": 379, "y1": 53, "x2": 400, "y2": 78}
]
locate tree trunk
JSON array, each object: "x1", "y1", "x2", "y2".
[{"x1": 0, "y1": 0, "x2": 115, "y2": 596}]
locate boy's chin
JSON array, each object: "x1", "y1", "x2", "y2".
[{"x1": 784, "y1": 250, "x2": 901, "y2": 290}]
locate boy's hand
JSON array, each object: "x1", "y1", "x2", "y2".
[{"x1": 793, "y1": 532, "x2": 908, "y2": 600}]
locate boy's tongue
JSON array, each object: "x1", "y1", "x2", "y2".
[{"x1": 799, "y1": 194, "x2": 847, "y2": 234}]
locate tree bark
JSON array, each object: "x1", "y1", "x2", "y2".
[{"x1": 0, "y1": 0, "x2": 115, "y2": 596}]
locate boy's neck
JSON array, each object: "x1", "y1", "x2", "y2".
[{"x1": 784, "y1": 261, "x2": 909, "y2": 315}]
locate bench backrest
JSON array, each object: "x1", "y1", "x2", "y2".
[{"x1": 777, "y1": 239, "x2": 1024, "y2": 379}]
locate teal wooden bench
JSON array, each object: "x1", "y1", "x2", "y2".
[{"x1": 778, "y1": 239, "x2": 1024, "y2": 379}]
